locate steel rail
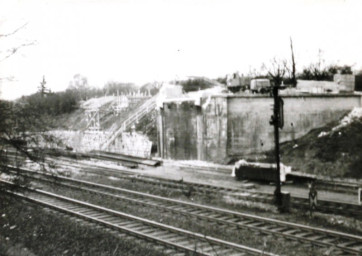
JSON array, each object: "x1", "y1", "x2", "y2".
[
  {"x1": 5, "y1": 154, "x2": 362, "y2": 219},
  {"x1": 43, "y1": 158, "x2": 274, "y2": 202},
  {"x1": 7, "y1": 157, "x2": 362, "y2": 219},
  {"x1": 8, "y1": 166, "x2": 362, "y2": 255},
  {"x1": 57, "y1": 159, "x2": 362, "y2": 218},
  {"x1": 0, "y1": 180, "x2": 277, "y2": 256}
]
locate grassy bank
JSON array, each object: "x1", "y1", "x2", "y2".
[
  {"x1": 0, "y1": 194, "x2": 167, "y2": 256},
  {"x1": 272, "y1": 117, "x2": 362, "y2": 180}
]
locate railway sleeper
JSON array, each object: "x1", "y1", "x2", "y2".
[
  {"x1": 100, "y1": 216, "x2": 122, "y2": 223},
  {"x1": 351, "y1": 245, "x2": 362, "y2": 251},
  {"x1": 88, "y1": 212, "x2": 110, "y2": 220},
  {"x1": 135, "y1": 227, "x2": 157, "y2": 234},
  {"x1": 87, "y1": 212, "x2": 111, "y2": 219},
  {"x1": 206, "y1": 213, "x2": 223, "y2": 219},
  {"x1": 247, "y1": 222, "x2": 266, "y2": 228},
  {"x1": 172, "y1": 253, "x2": 186, "y2": 256},
  {"x1": 54, "y1": 202, "x2": 74, "y2": 209},
  {"x1": 239, "y1": 220, "x2": 259, "y2": 226},
  {"x1": 186, "y1": 209, "x2": 205, "y2": 215},
  {"x1": 224, "y1": 217, "x2": 242, "y2": 223},
  {"x1": 147, "y1": 230, "x2": 170, "y2": 237},
  {"x1": 158, "y1": 233, "x2": 182, "y2": 240},
  {"x1": 65, "y1": 205, "x2": 87, "y2": 212},
  {"x1": 215, "y1": 215, "x2": 236, "y2": 221},
  {"x1": 215, "y1": 248, "x2": 241, "y2": 255},
  {"x1": 293, "y1": 231, "x2": 313, "y2": 238},
  {"x1": 77, "y1": 209, "x2": 98, "y2": 215},
  {"x1": 269, "y1": 227, "x2": 291, "y2": 233},
  {"x1": 131, "y1": 226, "x2": 154, "y2": 233},
  {"x1": 257, "y1": 224, "x2": 278, "y2": 231},
  {"x1": 122, "y1": 222, "x2": 145, "y2": 230},
  {"x1": 195, "y1": 243, "x2": 217, "y2": 254},
  {"x1": 282, "y1": 229, "x2": 302, "y2": 235},
  {"x1": 337, "y1": 241, "x2": 361, "y2": 248},
  {"x1": 319, "y1": 237, "x2": 338, "y2": 243},
  {"x1": 307, "y1": 234, "x2": 327, "y2": 241},
  {"x1": 167, "y1": 236, "x2": 190, "y2": 244}
]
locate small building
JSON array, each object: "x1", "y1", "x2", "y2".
[{"x1": 334, "y1": 74, "x2": 355, "y2": 92}]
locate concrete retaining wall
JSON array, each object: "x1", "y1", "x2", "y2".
[
  {"x1": 161, "y1": 101, "x2": 199, "y2": 160},
  {"x1": 227, "y1": 94, "x2": 361, "y2": 157},
  {"x1": 158, "y1": 94, "x2": 362, "y2": 163}
]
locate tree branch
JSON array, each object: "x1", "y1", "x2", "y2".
[
  {"x1": 0, "y1": 41, "x2": 36, "y2": 62},
  {"x1": 0, "y1": 23, "x2": 28, "y2": 38}
]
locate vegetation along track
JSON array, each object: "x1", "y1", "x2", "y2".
[
  {"x1": 7, "y1": 166, "x2": 362, "y2": 255},
  {"x1": 43, "y1": 157, "x2": 362, "y2": 219},
  {"x1": 0, "y1": 180, "x2": 277, "y2": 256}
]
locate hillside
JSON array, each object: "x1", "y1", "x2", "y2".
[{"x1": 277, "y1": 108, "x2": 362, "y2": 179}]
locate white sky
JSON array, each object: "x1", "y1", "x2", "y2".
[{"x1": 1, "y1": 0, "x2": 362, "y2": 100}]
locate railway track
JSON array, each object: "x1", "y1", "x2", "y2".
[
  {"x1": 0, "y1": 180, "x2": 277, "y2": 256},
  {"x1": 316, "y1": 179, "x2": 362, "y2": 195},
  {"x1": 7, "y1": 149, "x2": 362, "y2": 195},
  {"x1": 50, "y1": 158, "x2": 362, "y2": 219},
  {"x1": 7, "y1": 166, "x2": 362, "y2": 255},
  {"x1": 38, "y1": 156, "x2": 268, "y2": 202},
  {"x1": 81, "y1": 151, "x2": 362, "y2": 196},
  {"x1": 5, "y1": 152, "x2": 362, "y2": 219}
]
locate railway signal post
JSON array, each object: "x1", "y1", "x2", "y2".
[{"x1": 270, "y1": 85, "x2": 284, "y2": 211}]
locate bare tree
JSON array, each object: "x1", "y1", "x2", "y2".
[
  {"x1": 0, "y1": 23, "x2": 36, "y2": 62},
  {"x1": 0, "y1": 24, "x2": 56, "y2": 185},
  {"x1": 263, "y1": 58, "x2": 287, "y2": 86},
  {"x1": 263, "y1": 39, "x2": 296, "y2": 87},
  {"x1": 68, "y1": 74, "x2": 89, "y2": 100}
]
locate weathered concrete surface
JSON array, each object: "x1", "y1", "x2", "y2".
[
  {"x1": 159, "y1": 97, "x2": 228, "y2": 162},
  {"x1": 227, "y1": 94, "x2": 361, "y2": 157},
  {"x1": 161, "y1": 101, "x2": 199, "y2": 160},
  {"x1": 158, "y1": 94, "x2": 362, "y2": 163},
  {"x1": 201, "y1": 97, "x2": 228, "y2": 162}
]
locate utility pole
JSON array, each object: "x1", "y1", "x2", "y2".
[
  {"x1": 290, "y1": 37, "x2": 297, "y2": 87},
  {"x1": 270, "y1": 85, "x2": 284, "y2": 209}
]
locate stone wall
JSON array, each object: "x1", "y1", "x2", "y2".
[{"x1": 158, "y1": 94, "x2": 362, "y2": 163}]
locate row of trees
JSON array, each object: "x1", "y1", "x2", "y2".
[
  {"x1": 24, "y1": 89, "x2": 79, "y2": 116},
  {"x1": 176, "y1": 78, "x2": 217, "y2": 92},
  {"x1": 18, "y1": 74, "x2": 143, "y2": 118},
  {"x1": 264, "y1": 62, "x2": 353, "y2": 87},
  {"x1": 262, "y1": 41, "x2": 354, "y2": 87},
  {"x1": 298, "y1": 64, "x2": 352, "y2": 81}
]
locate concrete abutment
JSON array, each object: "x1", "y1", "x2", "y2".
[{"x1": 157, "y1": 94, "x2": 362, "y2": 163}]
